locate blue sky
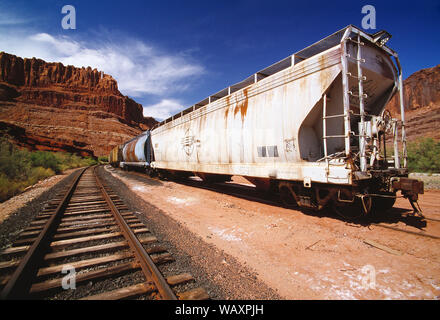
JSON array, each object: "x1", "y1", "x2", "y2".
[{"x1": 0, "y1": 0, "x2": 439, "y2": 120}]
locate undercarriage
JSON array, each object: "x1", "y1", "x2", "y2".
[{"x1": 278, "y1": 168, "x2": 424, "y2": 218}]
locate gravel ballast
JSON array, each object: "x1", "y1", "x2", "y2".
[{"x1": 97, "y1": 166, "x2": 281, "y2": 300}]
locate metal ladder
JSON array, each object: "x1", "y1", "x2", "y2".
[
  {"x1": 321, "y1": 92, "x2": 348, "y2": 177},
  {"x1": 322, "y1": 34, "x2": 368, "y2": 173},
  {"x1": 348, "y1": 34, "x2": 368, "y2": 172}
]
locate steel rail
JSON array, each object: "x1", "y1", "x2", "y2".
[
  {"x1": 0, "y1": 167, "x2": 88, "y2": 300},
  {"x1": 93, "y1": 166, "x2": 177, "y2": 300}
]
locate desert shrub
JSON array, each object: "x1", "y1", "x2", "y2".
[
  {"x1": 81, "y1": 156, "x2": 98, "y2": 167},
  {"x1": 53, "y1": 152, "x2": 72, "y2": 171},
  {"x1": 0, "y1": 167, "x2": 55, "y2": 202},
  {"x1": 0, "y1": 173, "x2": 21, "y2": 202},
  {"x1": 0, "y1": 139, "x2": 29, "y2": 180},
  {"x1": 0, "y1": 138, "x2": 98, "y2": 202},
  {"x1": 98, "y1": 156, "x2": 108, "y2": 163},
  {"x1": 30, "y1": 151, "x2": 61, "y2": 174},
  {"x1": 53, "y1": 152, "x2": 97, "y2": 170},
  {"x1": 407, "y1": 138, "x2": 440, "y2": 173},
  {"x1": 29, "y1": 166, "x2": 55, "y2": 185}
]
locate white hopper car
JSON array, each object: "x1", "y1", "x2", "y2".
[{"x1": 113, "y1": 25, "x2": 424, "y2": 216}]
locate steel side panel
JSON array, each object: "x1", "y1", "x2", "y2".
[
  {"x1": 152, "y1": 161, "x2": 351, "y2": 184},
  {"x1": 122, "y1": 135, "x2": 148, "y2": 162},
  {"x1": 151, "y1": 47, "x2": 348, "y2": 184}
]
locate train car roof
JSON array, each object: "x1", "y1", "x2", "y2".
[
  {"x1": 152, "y1": 25, "x2": 396, "y2": 130},
  {"x1": 120, "y1": 130, "x2": 150, "y2": 148}
]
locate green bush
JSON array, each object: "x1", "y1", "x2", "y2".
[
  {"x1": 407, "y1": 138, "x2": 440, "y2": 173},
  {"x1": 0, "y1": 138, "x2": 98, "y2": 202},
  {"x1": 98, "y1": 156, "x2": 109, "y2": 163},
  {"x1": 53, "y1": 152, "x2": 97, "y2": 171},
  {"x1": 30, "y1": 151, "x2": 61, "y2": 174},
  {"x1": 0, "y1": 173, "x2": 23, "y2": 202},
  {"x1": 29, "y1": 166, "x2": 55, "y2": 185},
  {"x1": 0, "y1": 139, "x2": 32, "y2": 180}
]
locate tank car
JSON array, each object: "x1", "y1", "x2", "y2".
[
  {"x1": 114, "y1": 25, "x2": 424, "y2": 216},
  {"x1": 119, "y1": 131, "x2": 153, "y2": 171}
]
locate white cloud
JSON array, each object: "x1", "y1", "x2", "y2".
[
  {"x1": 29, "y1": 33, "x2": 81, "y2": 56},
  {"x1": 143, "y1": 99, "x2": 184, "y2": 121},
  {"x1": 0, "y1": 31, "x2": 204, "y2": 100}
]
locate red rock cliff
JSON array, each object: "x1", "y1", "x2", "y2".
[
  {"x1": 387, "y1": 64, "x2": 440, "y2": 141},
  {"x1": 0, "y1": 52, "x2": 157, "y2": 156}
]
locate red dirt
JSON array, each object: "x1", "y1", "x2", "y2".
[{"x1": 105, "y1": 167, "x2": 440, "y2": 300}]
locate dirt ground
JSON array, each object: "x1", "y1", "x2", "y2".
[{"x1": 103, "y1": 166, "x2": 440, "y2": 300}]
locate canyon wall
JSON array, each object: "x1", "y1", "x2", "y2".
[
  {"x1": 0, "y1": 52, "x2": 157, "y2": 157},
  {"x1": 387, "y1": 64, "x2": 440, "y2": 141}
]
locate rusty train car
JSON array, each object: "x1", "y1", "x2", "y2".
[
  {"x1": 108, "y1": 144, "x2": 123, "y2": 167},
  {"x1": 109, "y1": 132, "x2": 153, "y2": 170},
  {"x1": 110, "y1": 25, "x2": 424, "y2": 216}
]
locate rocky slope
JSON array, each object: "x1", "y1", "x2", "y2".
[
  {"x1": 0, "y1": 52, "x2": 156, "y2": 157},
  {"x1": 387, "y1": 64, "x2": 440, "y2": 141}
]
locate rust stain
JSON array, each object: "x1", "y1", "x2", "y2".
[
  {"x1": 225, "y1": 105, "x2": 229, "y2": 119},
  {"x1": 199, "y1": 112, "x2": 206, "y2": 130},
  {"x1": 318, "y1": 54, "x2": 332, "y2": 92},
  {"x1": 233, "y1": 102, "x2": 240, "y2": 117},
  {"x1": 233, "y1": 88, "x2": 249, "y2": 123},
  {"x1": 126, "y1": 140, "x2": 137, "y2": 162},
  {"x1": 240, "y1": 88, "x2": 248, "y2": 122},
  {"x1": 130, "y1": 141, "x2": 137, "y2": 161}
]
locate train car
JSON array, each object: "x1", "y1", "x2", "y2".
[
  {"x1": 113, "y1": 25, "x2": 424, "y2": 216},
  {"x1": 108, "y1": 145, "x2": 123, "y2": 168},
  {"x1": 119, "y1": 131, "x2": 153, "y2": 171}
]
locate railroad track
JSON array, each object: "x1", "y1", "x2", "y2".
[{"x1": 0, "y1": 166, "x2": 209, "y2": 300}]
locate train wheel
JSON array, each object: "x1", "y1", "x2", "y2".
[
  {"x1": 158, "y1": 170, "x2": 169, "y2": 180},
  {"x1": 371, "y1": 192, "x2": 396, "y2": 215},
  {"x1": 145, "y1": 167, "x2": 156, "y2": 177},
  {"x1": 332, "y1": 196, "x2": 372, "y2": 220},
  {"x1": 279, "y1": 184, "x2": 298, "y2": 208}
]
